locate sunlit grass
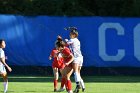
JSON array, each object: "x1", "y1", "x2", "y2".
[{"x1": 0, "y1": 76, "x2": 140, "y2": 93}]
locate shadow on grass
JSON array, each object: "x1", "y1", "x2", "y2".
[
  {"x1": 1, "y1": 76, "x2": 140, "y2": 83},
  {"x1": 24, "y1": 91, "x2": 53, "y2": 92},
  {"x1": 0, "y1": 91, "x2": 49, "y2": 93},
  {"x1": 0, "y1": 91, "x2": 14, "y2": 93},
  {"x1": 24, "y1": 91, "x2": 48, "y2": 92}
]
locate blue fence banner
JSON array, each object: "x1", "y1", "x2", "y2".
[{"x1": 0, "y1": 15, "x2": 140, "y2": 67}]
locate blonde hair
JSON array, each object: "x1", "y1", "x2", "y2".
[{"x1": 70, "y1": 30, "x2": 78, "y2": 37}]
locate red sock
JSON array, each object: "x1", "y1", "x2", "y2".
[
  {"x1": 65, "y1": 79, "x2": 68, "y2": 90},
  {"x1": 66, "y1": 80, "x2": 72, "y2": 91},
  {"x1": 54, "y1": 79, "x2": 58, "y2": 89},
  {"x1": 61, "y1": 77, "x2": 66, "y2": 88}
]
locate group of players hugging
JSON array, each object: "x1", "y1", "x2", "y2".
[{"x1": 49, "y1": 27, "x2": 85, "y2": 93}]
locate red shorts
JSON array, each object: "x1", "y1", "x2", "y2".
[{"x1": 52, "y1": 62, "x2": 65, "y2": 69}]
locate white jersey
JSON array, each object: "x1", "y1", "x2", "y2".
[
  {"x1": 0, "y1": 48, "x2": 5, "y2": 66},
  {"x1": 0, "y1": 48, "x2": 6, "y2": 74},
  {"x1": 67, "y1": 38, "x2": 83, "y2": 58}
]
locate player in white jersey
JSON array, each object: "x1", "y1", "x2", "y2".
[
  {"x1": 0, "y1": 39, "x2": 12, "y2": 93},
  {"x1": 65, "y1": 27, "x2": 85, "y2": 93}
]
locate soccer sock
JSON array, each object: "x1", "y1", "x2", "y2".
[
  {"x1": 54, "y1": 79, "x2": 58, "y2": 89},
  {"x1": 65, "y1": 79, "x2": 68, "y2": 90},
  {"x1": 74, "y1": 72, "x2": 81, "y2": 85},
  {"x1": 80, "y1": 78, "x2": 85, "y2": 89},
  {"x1": 60, "y1": 77, "x2": 66, "y2": 88},
  {"x1": 74, "y1": 72, "x2": 80, "y2": 82},
  {"x1": 3, "y1": 81, "x2": 8, "y2": 93},
  {"x1": 66, "y1": 80, "x2": 72, "y2": 91}
]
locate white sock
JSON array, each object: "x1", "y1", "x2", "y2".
[
  {"x1": 3, "y1": 81, "x2": 8, "y2": 93},
  {"x1": 74, "y1": 72, "x2": 81, "y2": 83},
  {"x1": 68, "y1": 90, "x2": 73, "y2": 93},
  {"x1": 62, "y1": 85, "x2": 65, "y2": 89},
  {"x1": 80, "y1": 78, "x2": 85, "y2": 89}
]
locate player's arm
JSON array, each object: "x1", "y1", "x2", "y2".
[
  {"x1": 49, "y1": 49, "x2": 54, "y2": 60},
  {"x1": 0, "y1": 57, "x2": 12, "y2": 72},
  {"x1": 49, "y1": 56, "x2": 52, "y2": 60},
  {"x1": 65, "y1": 39, "x2": 73, "y2": 44},
  {"x1": 65, "y1": 53, "x2": 74, "y2": 66},
  {"x1": 49, "y1": 52, "x2": 52, "y2": 60},
  {"x1": 65, "y1": 39, "x2": 73, "y2": 47},
  {"x1": 63, "y1": 48, "x2": 74, "y2": 66}
]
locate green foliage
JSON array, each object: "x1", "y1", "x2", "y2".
[{"x1": 0, "y1": 0, "x2": 139, "y2": 17}]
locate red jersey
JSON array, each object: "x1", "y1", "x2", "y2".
[
  {"x1": 61, "y1": 47, "x2": 73, "y2": 64},
  {"x1": 50, "y1": 48, "x2": 64, "y2": 69}
]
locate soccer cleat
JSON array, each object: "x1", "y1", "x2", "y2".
[
  {"x1": 54, "y1": 89, "x2": 58, "y2": 92},
  {"x1": 82, "y1": 88, "x2": 85, "y2": 92},
  {"x1": 68, "y1": 90, "x2": 73, "y2": 93},
  {"x1": 4, "y1": 90, "x2": 7, "y2": 93},
  {"x1": 73, "y1": 85, "x2": 80, "y2": 93},
  {"x1": 57, "y1": 88, "x2": 65, "y2": 92},
  {"x1": 73, "y1": 89, "x2": 79, "y2": 93}
]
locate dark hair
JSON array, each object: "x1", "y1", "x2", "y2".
[
  {"x1": 55, "y1": 36, "x2": 63, "y2": 47},
  {"x1": 64, "y1": 27, "x2": 78, "y2": 37},
  {"x1": 57, "y1": 35, "x2": 62, "y2": 42},
  {"x1": 0, "y1": 39, "x2": 4, "y2": 44},
  {"x1": 64, "y1": 27, "x2": 77, "y2": 30},
  {"x1": 55, "y1": 41, "x2": 65, "y2": 48}
]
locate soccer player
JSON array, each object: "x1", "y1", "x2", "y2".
[
  {"x1": 49, "y1": 36, "x2": 65, "y2": 92},
  {"x1": 55, "y1": 41, "x2": 74, "y2": 93},
  {"x1": 0, "y1": 39, "x2": 12, "y2": 93},
  {"x1": 65, "y1": 27, "x2": 85, "y2": 93},
  {"x1": 49, "y1": 48, "x2": 65, "y2": 92}
]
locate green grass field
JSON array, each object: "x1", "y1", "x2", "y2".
[{"x1": 1, "y1": 76, "x2": 140, "y2": 93}]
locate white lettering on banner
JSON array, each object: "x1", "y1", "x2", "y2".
[
  {"x1": 134, "y1": 24, "x2": 140, "y2": 61},
  {"x1": 99, "y1": 23, "x2": 125, "y2": 61}
]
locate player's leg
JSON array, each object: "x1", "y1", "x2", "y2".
[
  {"x1": 73, "y1": 63, "x2": 81, "y2": 85},
  {"x1": 53, "y1": 67, "x2": 59, "y2": 92},
  {"x1": 78, "y1": 66, "x2": 85, "y2": 92},
  {"x1": 0, "y1": 65, "x2": 8, "y2": 93},
  {"x1": 58, "y1": 68, "x2": 66, "y2": 92},
  {"x1": 1, "y1": 73, "x2": 8, "y2": 93},
  {"x1": 73, "y1": 59, "x2": 81, "y2": 93},
  {"x1": 78, "y1": 56, "x2": 85, "y2": 92},
  {"x1": 65, "y1": 66, "x2": 73, "y2": 93}
]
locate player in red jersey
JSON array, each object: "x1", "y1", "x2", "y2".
[
  {"x1": 49, "y1": 36, "x2": 65, "y2": 92},
  {"x1": 56, "y1": 41, "x2": 74, "y2": 93}
]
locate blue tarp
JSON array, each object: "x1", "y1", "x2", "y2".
[{"x1": 0, "y1": 15, "x2": 140, "y2": 67}]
